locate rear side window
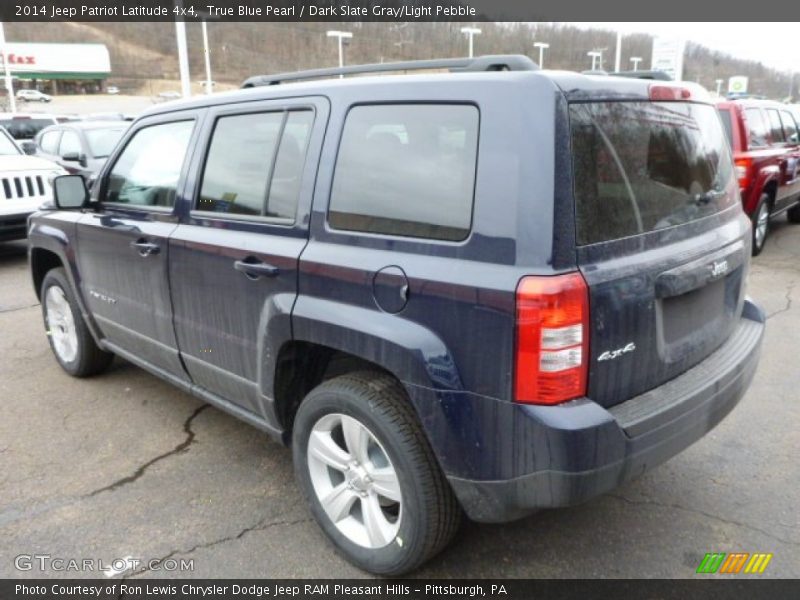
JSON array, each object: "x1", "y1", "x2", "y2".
[
  {"x1": 766, "y1": 109, "x2": 785, "y2": 143},
  {"x1": 105, "y1": 120, "x2": 194, "y2": 208},
  {"x1": 197, "y1": 110, "x2": 313, "y2": 220},
  {"x1": 745, "y1": 108, "x2": 769, "y2": 148},
  {"x1": 329, "y1": 104, "x2": 479, "y2": 241},
  {"x1": 570, "y1": 101, "x2": 736, "y2": 246}
]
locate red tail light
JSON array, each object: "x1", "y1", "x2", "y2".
[
  {"x1": 648, "y1": 84, "x2": 692, "y2": 101},
  {"x1": 734, "y1": 157, "x2": 753, "y2": 191},
  {"x1": 515, "y1": 273, "x2": 589, "y2": 405}
]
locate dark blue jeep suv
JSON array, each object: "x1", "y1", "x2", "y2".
[{"x1": 28, "y1": 55, "x2": 765, "y2": 575}]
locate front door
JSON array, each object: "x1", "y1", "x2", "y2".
[
  {"x1": 76, "y1": 113, "x2": 202, "y2": 379},
  {"x1": 169, "y1": 98, "x2": 326, "y2": 415}
]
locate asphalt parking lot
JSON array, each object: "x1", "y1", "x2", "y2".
[{"x1": 1, "y1": 220, "x2": 798, "y2": 580}]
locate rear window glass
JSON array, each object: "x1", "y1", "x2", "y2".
[
  {"x1": 0, "y1": 118, "x2": 55, "y2": 140},
  {"x1": 329, "y1": 104, "x2": 478, "y2": 241},
  {"x1": 570, "y1": 101, "x2": 736, "y2": 246}
]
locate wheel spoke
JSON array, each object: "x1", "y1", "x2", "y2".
[
  {"x1": 341, "y1": 416, "x2": 369, "y2": 464},
  {"x1": 361, "y1": 494, "x2": 392, "y2": 547},
  {"x1": 308, "y1": 431, "x2": 351, "y2": 472},
  {"x1": 320, "y1": 482, "x2": 357, "y2": 523},
  {"x1": 369, "y1": 466, "x2": 402, "y2": 503}
]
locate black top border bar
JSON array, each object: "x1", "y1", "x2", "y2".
[{"x1": 4, "y1": 0, "x2": 800, "y2": 22}]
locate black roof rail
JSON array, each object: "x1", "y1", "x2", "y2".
[{"x1": 241, "y1": 54, "x2": 539, "y2": 88}]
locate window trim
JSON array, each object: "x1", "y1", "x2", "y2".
[
  {"x1": 325, "y1": 101, "x2": 480, "y2": 244},
  {"x1": 99, "y1": 118, "x2": 197, "y2": 213},
  {"x1": 189, "y1": 105, "x2": 317, "y2": 226}
]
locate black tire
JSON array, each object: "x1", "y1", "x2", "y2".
[
  {"x1": 787, "y1": 201, "x2": 800, "y2": 224},
  {"x1": 292, "y1": 371, "x2": 461, "y2": 575},
  {"x1": 40, "y1": 267, "x2": 113, "y2": 377},
  {"x1": 751, "y1": 194, "x2": 771, "y2": 256}
]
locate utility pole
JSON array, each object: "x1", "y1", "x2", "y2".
[
  {"x1": 715, "y1": 79, "x2": 724, "y2": 96},
  {"x1": 201, "y1": 20, "x2": 213, "y2": 95},
  {"x1": 327, "y1": 30, "x2": 353, "y2": 78},
  {"x1": 533, "y1": 42, "x2": 549, "y2": 68},
  {"x1": 460, "y1": 27, "x2": 481, "y2": 58},
  {"x1": 174, "y1": 16, "x2": 191, "y2": 97},
  {"x1": 0, "y1": 23, "x2": 16, "y2": 112}
]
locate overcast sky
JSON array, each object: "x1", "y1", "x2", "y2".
[{"x1": 570, "y1": 22, "x2": 797, "y2": 73}]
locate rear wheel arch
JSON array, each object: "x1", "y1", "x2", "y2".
[{"x1": 273, "y1": 341, "x2": 399, "y2": 442}]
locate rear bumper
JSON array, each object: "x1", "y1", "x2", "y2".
[{"x1": 447, "y1": 298, "x2": 765, "y2": 523}]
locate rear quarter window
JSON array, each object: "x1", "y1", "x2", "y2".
[
  {"x1": 329, "y1": 104, "x2": 479, "y2": 241},
  {"x1": 717, "y1": 108, "x2": 733, "y2": 149},
  {"x1": 570, "y1": 101, "x2": 736, "y2": 246}
]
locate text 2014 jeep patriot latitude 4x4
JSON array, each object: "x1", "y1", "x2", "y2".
[{"x1": 29, "y1": 56, "x2": 764, "y2": 575}]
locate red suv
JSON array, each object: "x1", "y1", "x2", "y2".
[{"x1": 717, "y1": 99, "x2": 800, "y2": 254}]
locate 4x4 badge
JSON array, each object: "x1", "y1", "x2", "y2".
[{"x1": 598, "y1": 342, "x2": 636, "y2": 362}]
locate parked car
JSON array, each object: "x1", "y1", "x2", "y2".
[
  {"x1": 29, "y1": 56, "x2": 764, "y2": 575},
  {"x1": 34, "y1": 121, "x2": 129, "y2": 180},
  {"x1": 0, "y1": 125, "x2": 65, "y2": 241},
  {"x1": 157, "y1": 91, "x2": 182, "y2": 100},
  {"x1": 0, "y1": 113, "x2": 59, "y2": 141},
  {"x1": 716, "y1": 98, "x2": 800, "y2": 254},
  {"x1": 16, "y1": 89, "x2": 52, "y2": 103},
  {"x1": 106, "y1": 86, "x2": 120, "y2": 95}
]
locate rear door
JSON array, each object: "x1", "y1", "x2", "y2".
[
  {"x1": 569, "y1": 99, "x2": 749, "y2": 407},
  {"x1": 168, "y1": 98, "x2": 327, "y2": 415},
  {"x1": 76, "y1": 111, "x2": 202, "y2": 379}
]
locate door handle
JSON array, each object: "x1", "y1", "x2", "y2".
[
  {"x1": 130, "y1": 239, "x2": 160, "y2": 257},
  {"x1": 233, "y1": 258, "x2": 279, "y2": 279}
]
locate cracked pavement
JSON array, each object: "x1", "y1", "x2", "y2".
[{"x1": 1, "y1": 218, "x2": 799, "y2": 579}]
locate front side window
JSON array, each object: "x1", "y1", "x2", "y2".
[
  {"x1": 39, "y1": 130, "x2": 60, "y2": 154},
  {"x1": 329, "y1": 104, "x2": 479, "y2": 241},
  {"x1": 105, "y1": 120, "x2": 194, "y2": 208},
  {"x1": 779, "y1": 110, "x2": 799, "y2": 144},
  {"x1": 58, "y1": 131, "x2": 82, "y2": 156},
  {"x1": 85, "y1": 127, "x2": 126, "y2": 159},
  {"x1": 570, "y1": 101, "x2": 736, "y2": 245},
  {"x1": 197, "y1": 110, "x2": 313, "y2": 219}
]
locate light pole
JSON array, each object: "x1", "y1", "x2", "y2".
[
  {"x1": 716, "y1": 79, "x2": 724, "y2": 96},
  {"x1": 460, "y1": 27, "x2": 481, "y2": 58},
  {"x1": 614, "y1": 31, "x2": 622, "y2": 73},
  {"x1": 201, "y1": 20, "x2": 213, "y2": 95},
  {"x1": 630, "y1": 56, "x2": 643, "y2": 70},
  {"x1": 174, "y1": 1, "x2": 191, "y2": 97},
  {"x1": 327, "y1": 30, "x2": 353, "y2": 78},
  {"x1": 0, "y1": 23, "x2": 16, "y2": 112},
  {"x1": 587, "y1": 51, "x2": 602, "y2": 71},
  {"x1": 533, "y1": 42, "x2": 549, "y2": 68}
]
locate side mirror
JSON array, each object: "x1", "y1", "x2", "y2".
[
  {"x1": 62, "y1": 151, "x2": 81, "y2": 162},
  {"x1": 53, "y1": 174, "x2": 89, "y2": 209},
  {"x1": 20, "y1": 140, "x2": 36, "y2": 155}
]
